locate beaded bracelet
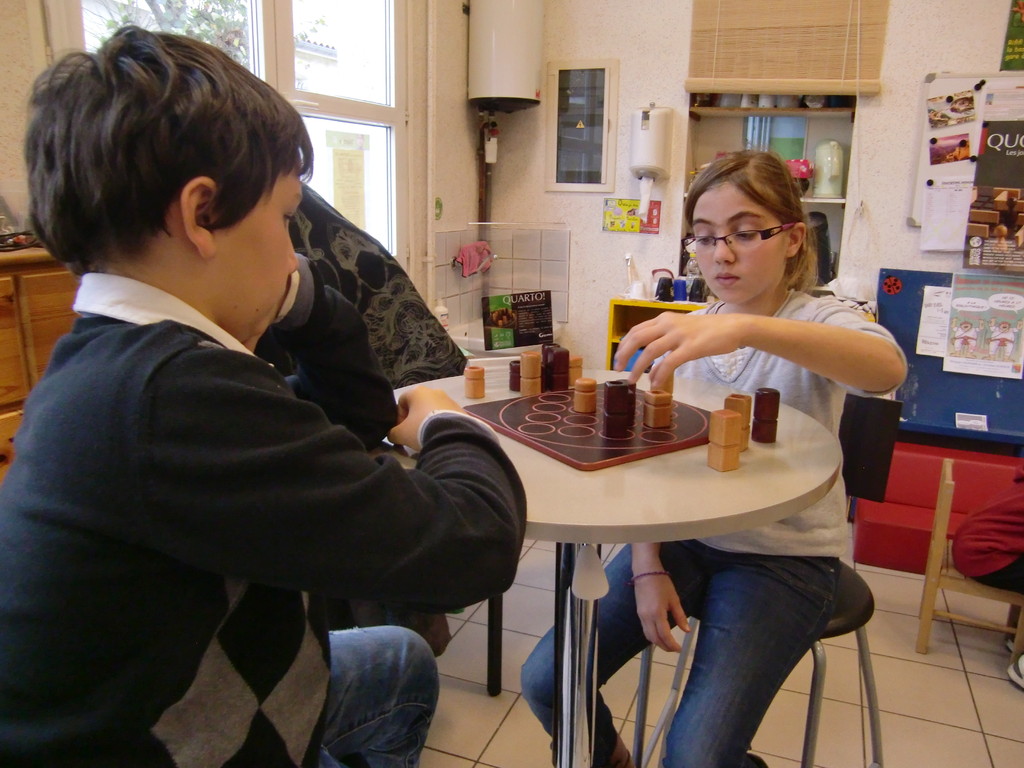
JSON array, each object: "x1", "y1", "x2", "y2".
[{"x1": 626, "y1": 570, "x2": 671, "y2": 586}]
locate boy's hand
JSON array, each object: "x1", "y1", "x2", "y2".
[{"x1": 389, "y1": 387, "x2": 466, "y2": 451}]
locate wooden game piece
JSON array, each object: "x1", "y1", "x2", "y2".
[
  {"x1": 520, "y1": 350, "x2": 541, "y2": 378},
  {"x1": 751, "y1": 418, "x2": 778, "y2": 444},
  {"x1": 568, "y1": 355, "x2": 583, "y2": 387},
  {"x1": 520, "y1": 375, "x2": 542, "y2": 397},
  {"x1": 753, "y1": 387, "x2": 780, "y2": 421},
  {"x1": 709, "y1": 409, "x2": 742, "y2": 447},
  {"x1": 508, "y1": 360, "x2": 521, "y2": 391},
  {"x1": 464, "y1": 366, "x2": 485, "y2": 399},
  {"x1": 603, "y1": 380, "x2": 634, "y2": 414},
  {"x1": 707, "y1": 442, "x2": 741, "y2": 472},
  {"x1": 574, "y1": 390, "x2": 597, "y2": 413},
  {"x1": 643, "y1": 403, "x2": 672, "y2": 429},
  {"x1": 602, "y1": 411, "x2": 632, "y2": 439},
  {"x1": 724, "y1": 393, "x2": 752, "y2": 451},
  {"x1": 643, "y1": 390, "x2": 673, "y2": 406},
  {"x1": 574, "y1": 377, "x2": 596, "y2": 393}
]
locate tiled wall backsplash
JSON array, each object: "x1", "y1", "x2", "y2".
[{"x1": 433, "y1": 224, "x2": 571, "y2": 331}]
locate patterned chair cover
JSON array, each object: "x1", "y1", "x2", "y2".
[{"x1": 289, "y1": 185, "x2": 466, "y2": 387}]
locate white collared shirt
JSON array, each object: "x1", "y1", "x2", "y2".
[{"x1": 73, "y1": 272, "x2": 252, "y2": 356}]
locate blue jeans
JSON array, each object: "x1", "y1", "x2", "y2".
[
  {"x1": 521, "y1": 541, "x2": 839, "y2": 768},
  {"x1": 319, "y1": 626, "x2": 438, "y2": 768}
]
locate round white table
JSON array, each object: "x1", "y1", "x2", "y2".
[{"x1": 396, "y1": 362, "x2": 842, "y2": 768}]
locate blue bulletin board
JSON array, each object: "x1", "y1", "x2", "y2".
[{"x1": 877, "y1": 268, "x2": 1024, "y2": 451}]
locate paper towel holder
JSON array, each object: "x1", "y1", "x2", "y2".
[{"x1": 630, "y1": 103, "x2": 674, "y2": 218}]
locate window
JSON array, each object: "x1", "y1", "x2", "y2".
[{"x1": 43, "y1": 0, "x2": 406, "y2": 262}]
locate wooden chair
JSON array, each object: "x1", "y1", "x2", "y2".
[
  {"x1": 915, "y1": 458, "x2": 1024, "y2": 656},
  {"x1": 633, "y1": 394, "x2": 899, "y2": 768}
]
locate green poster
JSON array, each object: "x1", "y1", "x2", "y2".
[{"x1": 1002, "y1": 1, "x2": 1024, "y2": 70}]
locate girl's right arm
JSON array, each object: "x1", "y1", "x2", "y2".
[{"x1": 630, "y1": 542, "x2": 691, "y2": 652}]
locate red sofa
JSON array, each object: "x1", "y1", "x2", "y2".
[{"x1": 852, "y1": 442, "x2": 1021, "y2": 574}]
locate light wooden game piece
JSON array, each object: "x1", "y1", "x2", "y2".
[
  {"x1": 709, "y1": 409, "x2": 742, "y2": 446},
  {"x1": 568, "y1": 355, "x2": 583, "y2": 387},
  {"x1": 643, "y1": 389, "x2": 673, "y2": 406},
  {"x1": 707, "y1": 442, "x2": 741, "y2": 472},
  {"x1": 520, "y1": 375, "x2": 542, "y2": 397},
  {"x1": 751, "y1": 418, "x2": 778, "y2": 444},
  {"x1": 574, "y1": 390, "x2": 597, "y2": 413},
  {"x1": 643, "y1": 402, "x2": 672, "y2": 429},
  {"x1": 464, "y1": 366, "x2": 485, "y2": 399},
  {"x1": 574, "y1": 377, "x2": 596, "y2": 393},
  {"x1": 520, "y1": 350, "x2": 541, "y2": 379},
  {"x1": 724, "y1": 393, "x2": 752, "y2": 451}
]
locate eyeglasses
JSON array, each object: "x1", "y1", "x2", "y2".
[{"x1": 682, "y1": 223, "x2": 797, "y2": 255}]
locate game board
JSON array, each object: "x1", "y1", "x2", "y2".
[{"x1": 465, "y1": 390, "x2": 710, "y2": 471}]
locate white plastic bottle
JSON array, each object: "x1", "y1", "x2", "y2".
[{"x1": 434, "y1": 303, "x2": 449, "y2": 330}]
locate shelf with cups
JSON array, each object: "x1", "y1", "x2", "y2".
[
  {"x1": 688, "y1": 107, "x2": 855, "y2": 121},
  {"x1": 684, "y1": 98, "x2": 855, "y2": 284}
]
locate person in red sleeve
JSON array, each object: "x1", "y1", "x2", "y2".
[{"x1": 952, "y1": 461, "x2": 1024, "y2": 691}]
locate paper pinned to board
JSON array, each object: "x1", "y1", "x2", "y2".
[{"x1": 920, "y1": 177, "x2": 973, "y2": 251}]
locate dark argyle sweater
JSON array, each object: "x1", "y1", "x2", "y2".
[{"x1": 0, "y1": 280, "x2": 526, "y2": 766}]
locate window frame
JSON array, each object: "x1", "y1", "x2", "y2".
[{"x1": 41, "y1": 0, "x2": 409, "y2": 267}]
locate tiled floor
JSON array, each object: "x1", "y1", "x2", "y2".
[{"x1": 421, "y1": 530, "x2": 1024, "y2": 768}]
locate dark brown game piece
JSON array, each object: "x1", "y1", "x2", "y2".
[
  {"x1": 753, "y1": 387, "x2": 780, "y2": 420},
  {"x1": 602, "y1": 411, "x2": 632, "y2": 439},
  {"x1": 751, "y1": 417, "x2": 778, "y2": 444},
  {"x1": 509, "y1": 360, "x2": 521, "y2": 391},
  {"x1": 603, "y1": 380, "x2": 634, "y2": 415}
]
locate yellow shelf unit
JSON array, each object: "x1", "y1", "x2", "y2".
[{"x1": 606, "y1": 298, "x2": 706, "y2": 369}]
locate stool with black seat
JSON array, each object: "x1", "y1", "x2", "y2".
[{"x1": 632, "y1": 393, "x2": 900, "y2": 768}]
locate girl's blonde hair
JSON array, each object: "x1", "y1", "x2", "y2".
[{"x1": 684, "y1": 151, "x2": 817, "y2": 292}]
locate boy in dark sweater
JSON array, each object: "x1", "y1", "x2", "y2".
[{"x1": 0, "y1": 26, "x2": 526, "y2": 767}]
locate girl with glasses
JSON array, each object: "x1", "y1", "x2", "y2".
[{"x1": 521, "y1": 150, "x2": 907, "y2": 768}]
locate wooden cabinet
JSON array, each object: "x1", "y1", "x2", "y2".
[
  {"x1": 607, "y1": 298, "x2": 705, "y2": 368},
  {"x1": 0, "y1": 250, "x2": 78, "y2": 478},
  {"x1": 0, "y1": 252, "x2": 77, "y2": 406}
]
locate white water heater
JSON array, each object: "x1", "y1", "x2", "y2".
[{"x1": 468, "y1": 0, "x2": 543, "y2": 113}]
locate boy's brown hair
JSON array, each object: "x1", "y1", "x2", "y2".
[{"x1": 25, "y1": 26, "x2": 313, "y2": 275}]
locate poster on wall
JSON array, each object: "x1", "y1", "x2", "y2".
[
  {"x1": 481, "y1": 291, "x2": 554, "y2": 351},
  {"x1": 963, "y1": 97, "x2": 1024, "y2": 270},
  {"x1": 602, "y1": 198, "x2": 661, "y2": 234},
  {"x1": 1002, "y1": 0, "x2": 1024, "y2": 71},
  {"x1": 944, "y1": 273, "x2": 1024, "y2": 379}
]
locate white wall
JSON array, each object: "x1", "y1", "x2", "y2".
[{"x1": 429, "y1": 0, "x2": 1013, "y2": 370}]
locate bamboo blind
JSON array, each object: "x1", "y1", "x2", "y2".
[{"x1": 686, "y1": 0, "x2": 889, "y2": 96}]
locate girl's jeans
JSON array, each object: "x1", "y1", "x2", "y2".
[
  {"x1": 319, "y1": 626, "x2": 438, "y2": 768},
  {"x1": 521, "y1": 540, "x2": 839, "y2": 768}
]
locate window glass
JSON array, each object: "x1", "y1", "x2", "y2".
[
  {"x1": 294, "y1": 0, "x2": 391, "y2": 105},
  {"x1": 302, "y1": 115, "x2": 393, "y2": 248},
  {"x1": 79, "y1": 1, "x2": 256, "y2": 71}
]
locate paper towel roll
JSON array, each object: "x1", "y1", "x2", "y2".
[{"x1": 638, "y1": 176, "x2": 654, "y2": 219}]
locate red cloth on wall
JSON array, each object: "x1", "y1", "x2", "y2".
[{"x1": 952, "y1": 462, "x2": 1024, "y2": 578}]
